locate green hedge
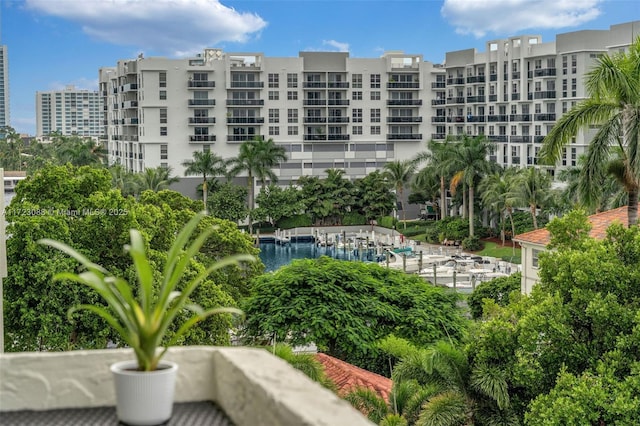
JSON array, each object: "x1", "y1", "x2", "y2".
[
  {"x1": 377, "y1": 216, "x2": 398, "y2": 229},
  {"x1": 342, "y1": 212, "x2": 367, "y2": 226},
  {"x1": 276, "y1": 214, "x2": 313, "y2": 229}
]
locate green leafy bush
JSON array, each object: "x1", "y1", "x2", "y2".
[
  {"x1": 467, "y1": 272, "x2": 521, "y2": 319},
  {"x1": 378, "y1": 216, "x2": 398, "y2": 229},
  {"x1": 424, "y1": 227, "x2": 441, "y2": 244},
  {"x1": 342, "y1": 212, "x2": 367, "y2": 226},
  {"x1": 462, "y1": 235, "x2": 483, "y2": 251},
  {"x1": 276, "y1": 214, "x2": 313, "y2": 229}
]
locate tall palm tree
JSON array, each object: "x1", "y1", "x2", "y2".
[
  {"x1": 511, "y1": 167, "x2": 552, "y2": 229},
  {"x1": 446, "y1": 136, "x2": 496, "y2": 237},
  {"x1": 54, "y1": 134, "x2": 107, "y2": 167},
  {"x1": 228, "y1": 136, "x2": 287, "y2": 233},
  {"x1": 479, "y1": 167, "x2": 519, "y2": 245},
  {"x1": 384, "y1": 160, "x2": 417, "y2": 228},
  {"x1": 414, "y1": 140, "x2": 455, "y2": 220},
  {"x1": 136, "y1": 166, "x2": 179, "y2": 193},
  {"x1": 540, "y1": 36, "x2": 640, "y2": 225},
  {"x1": 181, "y1": 150, "x2": 229, "y2": 214}
]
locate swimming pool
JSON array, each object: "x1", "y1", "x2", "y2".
[{"x1": 258, "y1": 241, "x2": 379, "y2": 272}]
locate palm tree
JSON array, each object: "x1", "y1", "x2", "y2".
[
  {"x1": 54, "y1": 134, "x2": 107, "y2": 167},
  {"x1": 136, "y1": 166, "x2": 179, "y2": 193},
  {"x1": 540, "y1": 36, "x2": 640, "y2": 225},
  {"x1": 109, "y1": 163, "x2": 138, "y2": 197},
  {"x1": 511, "y1": 167, "x2": 552, "y2": 229},
  {"x1": 446, "y1": 136, "x2": 497, "y2": 237},
  {"x1": 181, "y1": 150, "x2": 229, "y2": 214},
  {"x1": 479, "y1": 167, "x2": 519, "y2": 245},
  {"x1": 228, "y1": 136, "x2": 287, "y2": 233},
  {"x1": 384, "y1": 160, "x2": 417, "y2": 228},
  {"x1": 414, "y1": 140, "x2": 455, "y2": 220}
]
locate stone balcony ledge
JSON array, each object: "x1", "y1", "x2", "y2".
[{"x1": 0, "y1": 346, "x2": 373, "y2": 426}]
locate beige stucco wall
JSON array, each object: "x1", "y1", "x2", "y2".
[
  {"x1": 518, "y1": 242, "x2": 545, "y2": 294},
  {"x1": 0, "y1": 346, "x2": 374, "y2": 426}
]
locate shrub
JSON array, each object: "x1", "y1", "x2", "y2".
[
  {"x1": 467, "y1": 272, "x2": 521, "y2": 319},
  {"x1": 276, "y1": 214, "x2": 312, "y2": 229},
  {"x1": 424, "y1": 227, "x2": 441, "y2": 244},
  {"x1": 377, "y1": 216, "x2": 397, "y2": 229},
  {"x1": 342, "y1": 212, "x2": 367, "y2": 226},
  {"x1": 461, "y1": 235, "x2": 483, "y2": 251}
]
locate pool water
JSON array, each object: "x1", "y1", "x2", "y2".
[{"x1": 258, "y1": 242, "x2": 379, "y2": 272}]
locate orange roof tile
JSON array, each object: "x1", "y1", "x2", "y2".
[
  {"x1": 514, "y1": 204, "x2": 639, "y2": 246},
  {"x1": 315, "y1": 353, "x2": 393, "y2": 403}
]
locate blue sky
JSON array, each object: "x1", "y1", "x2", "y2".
[{"x1": 1, "y1": 0, "x2": 637, "y2": 135}]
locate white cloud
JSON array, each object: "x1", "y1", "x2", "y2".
[
  {"x1": 322, "y1": 40, "x2": 350, "y2": 52},
  {"x1": 441, "y1": 0, "x2": 603, "y2": 38},
  {"x1": 25, "y1": 0, "x2": 267, "y2": 56}
]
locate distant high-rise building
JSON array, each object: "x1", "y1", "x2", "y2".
[
  {"x1": 0, "y1": 45, "x2": 9, "y2": 131},
  {"x1": 35, "y1": 85, "x2": 104, "y2": 140}
]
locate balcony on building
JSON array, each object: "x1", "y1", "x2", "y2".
[
  {"x1": 328, "y1": 116, "x2": 349, "y2": 123},
  {"x1": 327, "y1": 81, "x2": 349, "y2": 89},
  {"x1": 304, "y1": 117, "x2": 328, "y2": 124},
  {"x1": 529, "y1": 91, "x2": 557, "y2": 100},
  {"x1": 528, "y1": 68, "x2": 557, "y2": 78},
  {"x1": 510, "y1": 135, "x2": 532, "y2": 143},
  {"x1": 121, "y1": 83, "x2": 138, "y2": 92},
  {"x1": 487, "y1": 115, "x2": 508, "y2": 122},
  {"x1": 431, "y1": 133, "x2": 446, "y2": 139},
  {"x1": 226, "y1": 99, "x2": 264, "y2": 106},
  {"x1": 466, "y1": 115, "x2": 485, "y2": 123},
  {"x1": 431, "y1": 116, "x2": 446, "y2": 123},
  {"x1": 446, "y1": 77, "x2": 465, "y2": 85},
  {"x1": 534, "y1": 113, "x2": 556, "y2": 121},
  {"x1": 446, "y1": 97, "x2": 465, "y2": 104},
  {"x1": 431, "y1": 99, "x2": 446, "y2": 106},
  {"x1": 227, "y1": 134, "x2": 260, "y2": 142},
  {"x1": 230, "y1": 81, "x2": 264, "y2": 88},
  {"x1": 512, "y1": 156, "x2": 521, "y2": 164},
  {"x1": 226, "y1": 117, "x2": 264, "y2": 124},
  {"x1": 489, "y1": 73, "x2": 498, "y2": 82},
  {"x1": 488, "y1": 95, "x2": 498, "y2": 102},
  {"x1": 431, "y1": 82, "x2": 446, "y2": 89},
  {"x1": 328, "y1": 134, "x2": 350, "y2": 141},
  {"x1": 122, "y1": 101, "x2": 138, "y2": 109},
  {"x1": 388, "y1": 99, "x2": 422, "y2": 106},
  {"x1": 466, "y1": 75, "x2": 486, "y2": 84},
  {"x1": 447, "y1": 116, "x2": 465, "y2": 123},
  {"x1": 304, "y1": 134, "x2": 328, "y2": 141},
  {"x1": 387, "y1": 133, "x2": 422, "y2": 140},
  {"x1": 190, "y1": 117, "x2": 217, "y2": 125},
  {"x1": 534, "y1": 135, "x2": 545, "y2": 143},
  {"x1": 466, "y1": 95, "x2": 486, "y2": 103},
  {"x1": 488, "y1": 135, "x2": 508, "y2": 143},
  {"x1": 189, "y1": 99, "x2": 216, "y2": 107},
  {"x1": 489, "y1": 155, "x2": 497, "y2": 162},
  {"x1": 304, "y1": 99, "x2": 327, "y2": 106},
  {"x1": 512, "y1": 72, "x2": 520, "y2": 79},
  {"x1": 387, "y1": 82, "x2": 419, "y2": 89},
  {"x1": 1, "y1": 347, "x2": 371, "y2": 426},
  {"x1": 511, "y1": 93, "x2": 521, "y2": 101},
  {"x1": 509, "y1": 114, "x2": 531, "y2": 122},
  {"x1": 327, "y1": 99, "x2": 349, "y2": 106},
  {"x1": 122, "y1": 118, "x2": 139, "y2": 125},
  {"x1": 303, "y1": 82, "x2": 327, "y2": 89},
  {"x1": 190, "y1": 135, "x2": 216, "y2": 142},
  {"x1": 387, "y1": 116, "x2": 422, "y2": 123},
  {"x1": 188, "y1": 80, "x2": 216, "y2": 88}
]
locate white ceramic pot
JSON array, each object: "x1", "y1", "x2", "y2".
[{"x1": 110, "y1": 360, "x2": 178, "y2": 426}]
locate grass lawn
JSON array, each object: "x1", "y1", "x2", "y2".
[{"x1": 477, "y1": 241, "x2": 521, "y2": 264}]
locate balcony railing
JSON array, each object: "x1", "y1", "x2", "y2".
[
  {"x1": 466, "y1": 116, "x2": 485, "y2": 123},
  {"x1": 534, "y1": 113, "x2": 556, "y2": 121},
  {"x1": 122, "y1": 118, "x2": 139, "y2": 125},
  {"x1": 447, "y1": 116, "x2": 465, "y2": 123},
  {"x1": 327, "y1": 99, "x2": 349, "y2": 106},
  {"x1": 304, "y1": 134, "x2": 327, "y2": 141},
  {"x1": 488, "y1": 95, "x2": 497, "y2": 102},
  {"x1": 431, "y1": 133, "x2": 446, "y2": 139},
  {"x1": 387, "y1": 133, "x2": 422, "y2": 140},
  {"x1": 534, "y1": 135, "x2": 545, "y2": 143},
  {"x1": 431, "y1": 117, "x2": 446, "y2": 123},
  {"x1": 387, "y1": 116, "x2": 422, "y2": 123},
  {"x1": 328, "y1": 117, "x2": 349, "y2": 123},
  {"x1": 387, "y1": 99, "x2": 422, "y2": 106},
  {"x1": 512, "y1": 156, "x2": 521, "y2": 164},
  {"x1": 121, "y1": 83, "x2": 138, "y2": 92},
  {"x1": 489, "y1": 74, "x2": 498, "y2": 82},
  {"x1": 387, "y1": 82, "x2": 419, "y2": 89},
  {"x1": 230, "y1": 81, "x2": 264, "y2": 88},
  {"x1": 431, "y1": 82, "x2": 446, "y2": 88},
  {"x1": 227, "y1": 135, "x2": 260, "y2": 142},
  {"x1": 304, "y1": 117, "x2": 327, "y2": 123},
  {"x1": 466, "y1": 96, "x2": 486, "y2": 103},
  {"x1": 530, "y1": 91, "x2": 557, "y2": 100},
  {"x1": 189, "y1": 117, "x2": 216, "y2": 124},
  {"x1": 487, "y1": 115, "x2": 508, "y2": 122},
  {"x1": 328, "y1": 82, "x2": 349, "y2": 89},
  {"x1": 188, "y1": 80, "x2": 215, "y2": 88},
  {"x1": 226, "y1": 99, "x2": 264, "y2": 106},
  {"x1": 510, "y1": 114, "x2": 532, "y2": 122},
  {"x1": 226, "y1": 117, "x2": 264, "y2": 124},
  {"x1": 467, "y1": 75, "x2": 486, "y2": 84},
  {"x1": 122, "y1": 101, "x2": 138, "y2": 109},
  {"x1": 446, "y1": 77, "x2": 465, "y2": 85},
  {"x1": 446, "y1": 97, "x2": 465, "y2": 104},
  {"x1": 510, "y1": 135, "x2": 532, "y2": 143},
  {"x1": 512, "y1": 72, "x2": 521, "y2": 79},
  {"x1": 189, "y1": 99, "x2": 216, "y2": 106},
  {"x1": 303, "y1": 100, "x2": 327, "y2": 106},
  {"x1": 431, "y1": 99, "x2": 446, "y2": 105},
  {"x1": 328, "y1": 134, "x2": 350, "y2": 140},
  {"x1": 528, "y1": 68, "x2": 557, "y2": 78},
  {"x1": 303, "y1": 82, "x2": 327, "y2": 88},
  {"x1": 511, "y1": 93, "x2": 521, "y2": 101},
  {"x1": 190, "y1": 135, "x2": 216, "y2": 142},
  {"x1": 488, "y1": 135, "x2": 508, "y2": 142}
]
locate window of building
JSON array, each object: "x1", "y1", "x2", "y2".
[
  {"x1": 571, "y1": 78, "x2": 577, "y2": 97},
  {"x1": 159, "y1": 90, "x2": 167, "y2": 100},
  {"x1": 269, "y1": 126, "x2": 280, "y2": 136},
  {"x1": 160, "y1": 144, "x2": 168, "y2": 159},
  {"x1": 511, "y1": 125, "x2": 517, "y2": 135},
  {"x1": 268, "y1": 73, "x2": 279, "y2": 88},
  {"x1": 287, "y1": 73, "x2": 298, "y2": 88},
  {"x1": 370, "y1": 91, "x2": 381, "y2": 101},
  {"x1": 371, "y1": 125, "x2": 380, "y2": 135},
  {"x1": 269, "y1": 108, "x2": 279, "y2": 123},
  {"x1": 370, "y1": 74, "x2": 381, "y2": 88},
  {"x1": 268, "y1": 91, "x2": 279, "y2": 100},
  {"x1": 159, "y1": 72, "x2": 167, "y2": 88},
  {"x1": 489, "y1": 126, "x2": 495, "y2": 135},
  {"x1": 370, "y1": 108, "x2": 380, "y2": 123},
  {"x1": 353, "y1": 126, "x2": 363, "y2": 135},
  {"x1": 352, "y1": 74, "x2": 362, "y2": 88},
  {"x1": 532, "y1": 249, "x2": 541, "y2": 268},
  {"x1": 352, "y1": 108, "x2": 362, "y2": 123},
  {"x1": 287, "y1": 91, "x2": 298, "y2": 101},
  {"x1": 288, "y1": 126, "x2": 298, "y2": 135},
  {"x1": 160, "y1": 108, "x2": 167, "y2": 124},
  {"x1": 160, "y1": 126, "x2": 168, "y2": 136},
  {"x1": 288, "y1": 109, "x2": 298, "y2": 123},
  {"x1": 352, "y1": 91, "x2": 363, "y2": 101}
]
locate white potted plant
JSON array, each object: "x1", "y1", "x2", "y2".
[{"x1": 40, "y1": 213, "x2": 254, "y2": 425}]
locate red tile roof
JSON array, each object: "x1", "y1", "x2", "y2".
[
  {"x1": 514, "y1": 204, "x2": 638, "y2": 246},
  {"x1": 315, "y1": 353, "x2": 393, "y2": 403}
]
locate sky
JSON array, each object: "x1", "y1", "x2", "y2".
[{"x1": 1, "y1": 0, "x2": 638, "y2": 135}]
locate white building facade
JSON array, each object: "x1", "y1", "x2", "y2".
[
  {"x1": 35, "y1": 85, "x2": 104, "y2": 140},
  {"x1": 0, "y1": 45, "x2": 9, "y2": 131},
  {"x1": 99, "y1": 21, "x2": 639, "y2": 184}
]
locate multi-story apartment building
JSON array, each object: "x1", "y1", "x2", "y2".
[
  {"x1": 99, "y1": 21, "x2": 638, "y2": 187},
  {"x1": 35, "y1": 85, "x2": 104, "y2": 140},
  {"x1": 439, "y1": 21, "x2": 639, "y2": 175},
  {"x1": 99, "y1": 51, "x2": 443, "y2": 186},
  {"x1": 0, "y1": 45, "x2": 9, "y2": 131}
]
